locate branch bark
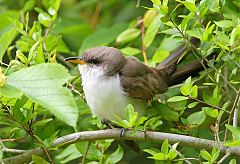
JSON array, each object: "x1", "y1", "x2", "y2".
[{"x1": 3, "y1": 129, "x2": 240, "y2": 164}]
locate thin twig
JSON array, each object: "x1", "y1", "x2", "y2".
[
  {"x1": 0, "y1": 136, "x2": 27, "y2": 143},
  {"x1": 91, "y1": 0, "x2": 103, "y2": 29},
  {"x1": 169, "y1": 145, "x2": 192, "y2": 164},
  {"x1": 81, "y1": 141, "x2": 92, "y2": 164},
  {"x1": 217, "y1": 152, "x2": 231, "y2": 164},
  {"x1": 224, "y1": 90, "x2": 240, "y2": 141},
  {"x1": 140, "y1": 18, "x2": 148, "y2": 65},
  {"x1": 189, "y1": 97, "x2": 229, "y2": 113},
  {"x1": 232, "y1": 90, "x2": 240, "y2": 128}
]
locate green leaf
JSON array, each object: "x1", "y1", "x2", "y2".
[
  {"x1": 151, "y1": 0, "x2": 161, "y2": 5},
  {"x1": 200, "y1": 149, "x2": 212, "y2": 161},
  {"x1": 79, "y1": 24, "x2": 127, "y2": 53},
  {"x1": 211, "y1": 147, "x2": 220, "y2": 162},
  {"x1": 0, "y1": 28, "x2": 17, "y2": 62},
  {"x1": 180, "y1": 85, "x2": 190, "y2": 96},
  {"x1": 150, "y1": 153, "x2": 165, "y2": 160},
  {"x1": 152, "y1": 50, "x2": 169, "y2": 63},
  {"x1": 143, "y1": 10, "x2": 157, "y2": 27},
  {"x1": 120, "y1": 47, "x2": 141, "y2": 56},
  {"x1": 112, "y1": 115, "x2": 128, "y2": 128},
  {"x1": 229, "y1": 159, "x2": 237, "y2": 164},
  {"x1": 206, "y1": 0, "x2": 220, "y2": 12},
  {"x1": 168, "y1": 149, "x2": 177, "y2": 160},
  {"x1": 7, "y1": 63, "x2": 78, "y2": 128},
  {"x1": 38, "y1": 12, "x2": 51, "y2": 27},
  {"x1": 187, "y1": 111, "x2": 206, "y2": 125},
  {"x1": 183, "y1": 1, "x2": 197, "y2": 13},
  {"x1": 190, "y1": 85, "x2": 198, "y2": 98},
  {"x1": 188, "y1": 102, "x2": 199, "y2": 108},
  {"x1": 126, "y1": 104, "x2": 134, "y2": 122},
  {"x1": 33, "y1": 118, "x2": 53, "y2": 127},
  {"x1": 167, "y1": 96, "x2": 189, "y2": 102},
  {"x1": 161, "y1": 139, "x2": 169, "y2": 155},
  {"x1": 214, "y1": 20, "x2": 233, "y2": 28},
  {"x1": 152, "y1": 101, "x2": 179, "y2": 122},
  {"x1": 32, "y1": 155, "x2": 50, "y2": 164},
  {"x1": 203, "y1": 107, "x2": 218, "y2": 118},
  {"x1": 230, "y1": 26, "x2": 240, "y2": 46},
  {"x1": 224, "y1": 140, "x2": 240, "y2": 147},
  {"x1": 144, "y1": 149, "x2": 158, "y2": 156},
  {"x1": 144, "y1": 15, "x2": 161, "y2": 48},
  {"x1": 225, "y1": 124, "x2": 240, "y2": 140},
  {"x1": 106, "y1": 145, "x2": 124, "y2": 164},
  {"x1": 116, "y1": 28, "x2": 141, "y2": 44},
  {"x1": 129, "y1": 112, "x2": 138, "y2": 128}
]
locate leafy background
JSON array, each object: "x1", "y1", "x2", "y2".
[{"x1": 0, "y1": 0, "x2": 240, "y2": 163}]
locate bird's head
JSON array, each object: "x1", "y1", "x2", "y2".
[{"x1": 65, "y1": 47, "x2": 126, "y2": 76}]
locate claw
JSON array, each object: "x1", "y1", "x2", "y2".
[{"x1": 120, "y1": 128, "x2": 127, "y2": 140}]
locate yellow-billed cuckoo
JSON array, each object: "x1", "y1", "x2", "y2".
[{"x1": 65, "y1": 40, "x2": 202, "y2": 121}]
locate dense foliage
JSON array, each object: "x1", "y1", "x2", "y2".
[{"x1": 0, "y1": 0, "x2": 240, "y2": 163}]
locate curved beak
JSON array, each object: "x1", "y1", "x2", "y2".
[{"x1": 64, "y1": 57, "x2": 86, "y2": 65}]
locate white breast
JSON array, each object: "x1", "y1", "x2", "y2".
[{"x1": 79, "y1": 65, "x2": 145, "y2": 121}]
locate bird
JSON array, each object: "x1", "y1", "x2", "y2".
[{"x1": 64, "y1": 40, "x2": 203, "y2": 122}]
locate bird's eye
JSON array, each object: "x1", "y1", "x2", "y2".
[{"x1": 88, "y1": 58, "x2": 99, "y2": 64}]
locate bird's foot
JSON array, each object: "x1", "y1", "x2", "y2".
[{"x1": 101, "y1": 119, "x2": 115, "y2": 129}]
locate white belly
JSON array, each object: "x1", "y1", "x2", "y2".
[{"x1": 79, "y1": 65, "x2": 145, "y2": 121}]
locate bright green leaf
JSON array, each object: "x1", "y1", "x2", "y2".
[
  {"x1": 116, "y1": 28, "x2": 141, "y2": 44},
  {"x1": 187, "y1": 111, "x2": 206, "y2": 125},
  {"x1": 214, "y1": 20, "x2": 233, "y2": 28},
  {"x1": 120, "y1": 47, "x2": 141, "y2": 56},
  {"x1": 167, "y1": 96, "x2": 189, "y2": 102},
  {"x1": 7, "y1": 63, "x2": 78, "y2": 128}
]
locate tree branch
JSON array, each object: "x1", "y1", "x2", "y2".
[{"x1": 3, "y1": 129, "x2": 240, "y2": 164}]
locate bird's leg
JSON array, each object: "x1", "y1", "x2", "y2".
[
  {"x1": 101, "y1": 118, "x2": 115, "y2": 129},
  {"x1": 120, "y1": 128, "x2": 128, "y2": 141}
]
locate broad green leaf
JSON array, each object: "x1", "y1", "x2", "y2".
[
  {"x1": 183, "y1": 1, "x2": 197, "y2": 13},
  {"x1": 143, "y1": 10, "x2": 157, "y2": 27},
  {"x1": 225, "y1": 124, "x2": 240, "y2": 140},
  {"x1": 150, "y1": 153, "x2": 165, "y2": 160},
  {"x1": 187, "y1": 111, "x2": 206, "y2": 125},
  {"x1": 203, "y1": 107, "x2": 218, "y2": 118},
  {"x1": 0, "y1": 28, "x2": 17, "y2": 62},
  {"x1": 224, "y1": 140, "x2": 240, "y2": 147},
  {"x1": 106, "y1": 145, "x2": 124, "y2": 164},
  {"x1": 152, "y1": 50, "x2": 169, "y2": 63},
  {"x1": 206, "y1": 0, "x2": 220, "y2": 12},
  {"x1": 7, "y1": 63, "x2": 78, "y2": 128},
  {"x1": 214, "y1": 20, "x2": 233, "y2": 28},
  {"x1": 32, "y1": 155, "x2": 50, "y2": 164},
  {"x1": 180, "y1": 85, "x2": 190, "y2": 96},
  {"x1": 168, "y1": 149, "x2": 177, "y2": 160},
  {"x1": 33, "y1": 118, "x2": 53, "y2": 127},
  {"x1": 230, "y1": 159, "x2": 237, "y2": 164},
  {"x1": 190, "y1": 85, "x2": 198, "y2": 98},
  {"x1": 79, "y1": 23, "x2": 127, "y2": 53},
  {"x1": 186, "y1": 29, "x2": 203, "y2": 39},
  {"x1": 144, "y1": 15, "x2": 161, "y2": 47},
  {"x1": 120, "y1": 47, "x2": 141, "y2": 56},
  {"x1": 126, "y1": 104, "x2": 134, "y2": 122},
  {"x1": 230, "y1": 26, "x2": 240, "y2": 46},
  {"x1": 152, "y1": 101, "x2": 179, "y2": 122},
  {"x1": 161, "y1": 139, "x2": 169, "y2": 155},
  {"x1": 116, "y1": 28, "x2": 141, "y2": 44},
  {"x1": 38, "y1": 12, "x2": 51, "y2": 27},
  {"x1": 167, "y1": 96, "x2": 189, "y2": 102},
  {"x1": 200, "y1": 149, "x2": 212, "y2": 161}
]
